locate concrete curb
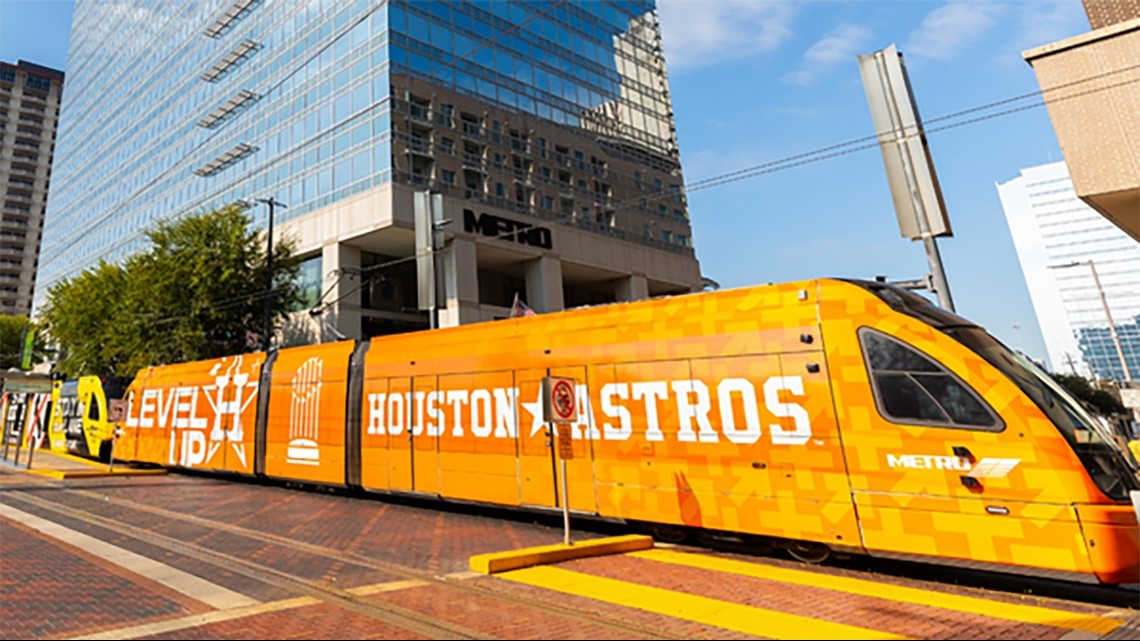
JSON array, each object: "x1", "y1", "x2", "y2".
[
  {"x1": 470, "y1": 534, "x2": 654, "y2": 574},
  {"x1": 27, "y1": 468, "x2": 168, "y2": 479}
]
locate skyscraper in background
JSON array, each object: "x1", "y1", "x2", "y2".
[
  {"x1": 37, "y1": 0, "x2": 700, "y2": 341},
  {"x1": 997, "y1": 161, "x2": 1140, "y2": 381},
  {"x1": 0, "y1": 60, "x2": 64, "y2": 316}
]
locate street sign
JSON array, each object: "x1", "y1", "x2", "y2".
[
  {"x1": 542, "y1": 377, "x2": 577, "y2": 423},
  {"x1": 108, "y1": 399, "x2": 128, "y2": 423},
  {"x1": 556, "y1": 423, "x2": 573, "y2": 460}
]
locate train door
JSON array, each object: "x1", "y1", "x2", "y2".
[
  {"x1": 411, "y1": 375, "x2": 439, "y2": 494},
  {"x1": 835, "y1": 326, "x2": 1090, "y2": 572},
  {"x1": 387, "y1": 377, "x2": 414, "y2": 492},
  {"x1": 436, "y1": 370, "x2": 520, "y2": 506},
  {"x1": 516, "y1": 368, "x2": 557, "y2": 508},
  {"x1": 359, "y1": 375, "x2": 391, "y2": 491},
  {"x1": 548, "y1": 365, "x2": 595, "y2": 514},
  {"x1": 769, "y1": 351, "x2": 861, "y2": 547}
]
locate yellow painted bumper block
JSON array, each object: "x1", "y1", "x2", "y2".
[{"x1": 470, "y1": 534, "x2": 654, "y2": 574}]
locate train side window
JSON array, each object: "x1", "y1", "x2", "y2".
[{"x1": 859, "y1": 328, "x2": 1002, "y2": 431}]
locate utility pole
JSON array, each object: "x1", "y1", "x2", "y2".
[
  {"x1": 258, "y1": 197, "x2": 287, "y2": 352},
  {"x1": 1051, "y1": 259, "x2": 1132, "y2": 382},
  {"x1": 1086, "y1": 259, "x2": 1132, "y2": 383}
]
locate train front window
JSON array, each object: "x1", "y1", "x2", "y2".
[
  {"x1": 945, "y1": 327, "x2": 1140, "y2": 501},
  {"x1": 859, "y1": 328, "x2": 1001, "y2": 430}
]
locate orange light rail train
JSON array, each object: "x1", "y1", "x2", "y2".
[{"x1": 99, "y1": 279, "x2": 1140, "y2": 584}]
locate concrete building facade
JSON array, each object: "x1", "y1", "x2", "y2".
[
  {"x1": 1024, "y1": 4, "x2": 1140, "y2": 241},
  {"x1": 0, "y1": 61, "x2": 64, "y2": 316}
]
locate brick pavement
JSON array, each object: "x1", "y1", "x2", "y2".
[
  {"x1": 2, "y1": 467, "x2": 1135, "y2": 640},
  {"x1": 0, "y1": 518, "x2": 190, "y2": 640}
]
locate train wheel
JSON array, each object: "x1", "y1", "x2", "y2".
[
  {"x1": 786, "y1": 541, "x2": 831, "y2": 564},
  {"x1": 646, "y1": 523, "x2": 690, "y2": 544}
]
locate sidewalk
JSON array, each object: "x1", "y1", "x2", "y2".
[{"x1": 0, "y1": 447, "x2": 166, "y2": 479}]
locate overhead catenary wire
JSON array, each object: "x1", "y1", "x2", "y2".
[{"x1": 306, "y1": 68, "x2": 1140, "y2": 315}]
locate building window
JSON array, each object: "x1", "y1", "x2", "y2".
[
  {"x1": 635, "y1": 171, "x2": 642, "y2": 189},
  {"x1": 293, "y1": 255, "x2": 323, "y2": 310},
  {"x1": 543, "y1": 196, "x2": 554, "y2": 210},
  {"x1": 495, "y1": 182, "x2": 504, "y2": 197},
  {"x1": 442, "y1": 170, "x2": 455, "y2": 185},
  {"x1": 661, "y1": 230, "x2": 672, "y2": 242}
]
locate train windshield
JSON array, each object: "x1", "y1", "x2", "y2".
[
  {"x1": 846, "y1": 279, "x2": 1140, "y2": 501},
  {"x1": 945, "y1": 327, "x2": 1139, "y2": 500}
]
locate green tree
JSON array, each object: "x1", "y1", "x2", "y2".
[
  {"x1": 0, "y1": 314, "x2": 46, "y2": 370},
  {"x1": 39, "y1": 261, "x2": 132, "y2": 376},
  {"x1": 1050, "y1": 373, "x2": 1127, "y2": 416},
  {"x1": 41, "y1": 205, "x2": 301, "y2": 377}
]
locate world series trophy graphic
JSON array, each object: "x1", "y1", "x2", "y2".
[{"x1": 287, "y1": 357, "x2": 323, "y2": 465}]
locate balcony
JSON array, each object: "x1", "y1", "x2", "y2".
[
  {"x1": 406, "y1": 136, "x2": 432, "y2": 156},
  {"x1": 408, "y1": 103, "x2": 432, "y2": 124},
  {"x1": 461, "y1": 121, "x2": 485, "y2": 139},
  {"x1": 462, "y1": 151, "x2": 485, "y2": 170}
]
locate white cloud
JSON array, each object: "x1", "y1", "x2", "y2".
[
  {"x1": 782, "y1": 23, "x2": 873, "y2": 86},
  {"x1": 1014, "y1": 0, "x2": 1088, "y2": 52},
  {"x1": 904, "y1": 1, "x2": 1005, "y2": 60},
  {"x1": 657, "y1": 0, "x2": 798, "y2": 70}
]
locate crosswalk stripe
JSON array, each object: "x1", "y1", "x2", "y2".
[
  {"x1": 630, "y1": 549, "x2": 1121, "y2": 635},
  {"x1": 498, "y1": 565, "x2": 909, "y2": 640}
]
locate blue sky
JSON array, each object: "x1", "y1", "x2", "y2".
[{"x1": 0, "y1": 0, "x2": 1095, "y2": 364}]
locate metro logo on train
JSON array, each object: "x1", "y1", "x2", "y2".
[{"x1": 57, "y1": 278, "x2": 1140, "y2": 585}]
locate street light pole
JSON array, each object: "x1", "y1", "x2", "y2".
[{"x1": 257, "y1": 197, "x2": 287, "y2": 352}]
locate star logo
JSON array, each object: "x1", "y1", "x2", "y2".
[{"x1": 519, "y1": 385, "x2": 546, "y2": 438}]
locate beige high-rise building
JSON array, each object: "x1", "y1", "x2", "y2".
[
  {"x1": 1023, "y1": 3, "x2": 1139, "y2": 241},
  {"x1": 0, "y1": 60, "x2": 64, "y2": 316}
]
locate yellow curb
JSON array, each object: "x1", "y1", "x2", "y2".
[
  {"x1": 27, "y1": 468, "x2": 168, "y2": 479},
  {"x1": 470, "y1": 534, "x2": 654, "y2": 574}
]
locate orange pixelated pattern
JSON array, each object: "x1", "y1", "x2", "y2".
[{"x1": 118, "y1": 279, "x2": 1139, "y2": 584}]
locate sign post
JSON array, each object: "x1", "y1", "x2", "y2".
[
  {"x1": 543, "y1": 376, "x2": 577, "y2": 546},
  {"x1": 107, "y1": 399, "x2": 128, "y2": 473}
]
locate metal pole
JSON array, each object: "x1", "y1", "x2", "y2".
[
  {"x1": 12, "y1": 397, "x2": 25, "y2": 467},
  {"x1": 262, "y1": 200, "x2": 274, "y2": 352},
  {"x1": 556, "y1": 423, "x2": 571, "y2": 546},
  {"x1": 258, "y1": 198, "x2": 287, "y2": 352},
  {"x1": 870, "y1": 50, "x2": 955, "y2": 312},
  {"x1": 1087, "y1": 260, "x2": 1132, "y2": 382},
  {"x1": 921, "y1": 235, "x2": 955, "y2": 312}
]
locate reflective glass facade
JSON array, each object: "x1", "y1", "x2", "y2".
[
  {"x1": 37, "y1": 0, "x2": 692, "y2": 315},
  {"x1": 998, "y1": 162, "x2": 1140, "y2": 382}
]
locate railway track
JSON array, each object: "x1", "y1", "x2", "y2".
[{"x1": 2, "y1": 477, "x2": 683, "y2": 640}]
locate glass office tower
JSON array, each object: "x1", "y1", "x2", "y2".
[
  {"x1": 38, "y1": 0, "x2": 700, "y2": 340},
  {"x1": 998, "y1": 161, "x2": 1140, "y2": 382}
]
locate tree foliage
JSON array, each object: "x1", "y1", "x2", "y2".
[
  {"x1": 40, "y1": 205, "x2": 302, "y2": 377},
  {"x1": 0, "y1": 314, "x2": 46, "y2": 370},
  {"x1": 1050, "y1": 373, "x2": 1127, "y2": 416}
]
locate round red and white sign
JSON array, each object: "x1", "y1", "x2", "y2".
[{"x1": 550, "y1": 379, "x2": 576, "y2": 422}]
